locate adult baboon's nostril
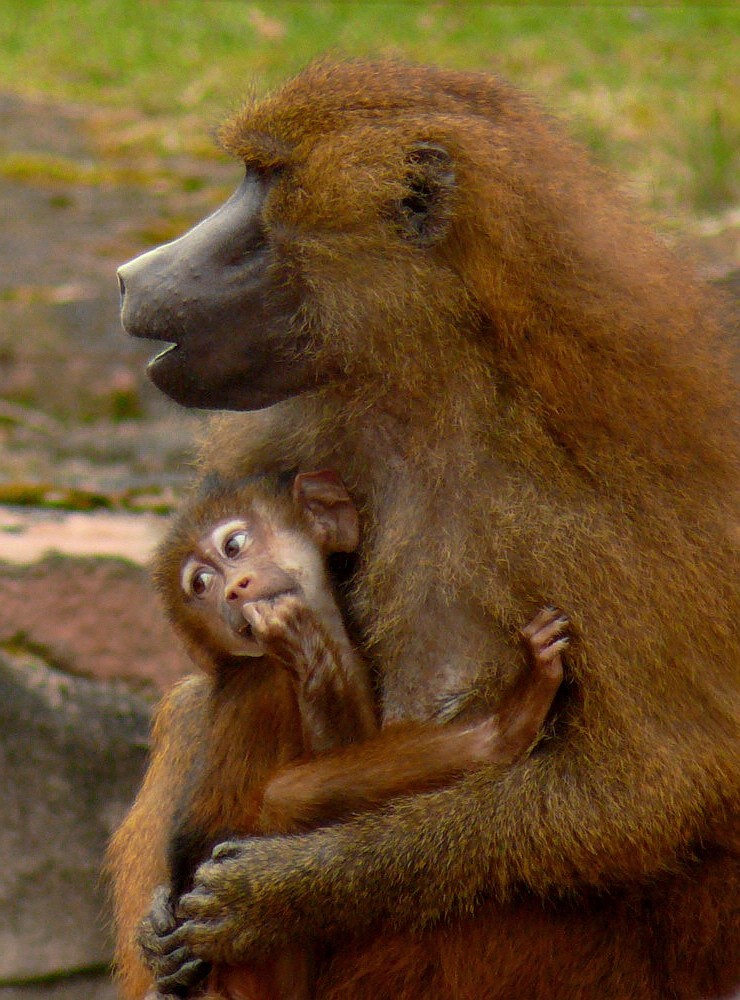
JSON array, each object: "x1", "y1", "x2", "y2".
[{"x1": 117, "y1": 272, "x2": 126, "y2": 302}]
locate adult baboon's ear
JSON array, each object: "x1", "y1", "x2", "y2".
[{"x1": 396, "y1": 142, "x2": 455, "y2": 246}]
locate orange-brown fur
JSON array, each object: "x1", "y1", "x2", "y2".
[
  {"x1": 172, "y1": 661, "x2": 308, "y2": 1000},
  {"x1": 112, "y1": 60, "x2": 738, "y2": 999},
  {"x1": 109, "y1": 678, "x2": 207, "y2": 1000}
]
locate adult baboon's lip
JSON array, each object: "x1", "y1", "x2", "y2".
[{"x1": 146, "y1": 343, "x2": 179, "y2": 370}]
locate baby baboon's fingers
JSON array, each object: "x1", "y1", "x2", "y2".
[
  {"x1": 534, "y1": 614, "x2": 569, "y2": 646},
  {"x1": 520, "y1": 605, "x2": 560, "y2": 640},
  {"x1": 537, "y1": 634, "x2": 571, "y2": 663}
]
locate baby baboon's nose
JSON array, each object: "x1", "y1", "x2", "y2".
[{"x1": 226, "y1": 577, "x2": 251, "y2": 601}]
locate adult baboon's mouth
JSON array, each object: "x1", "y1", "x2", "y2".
[{"x1": 146, "y1": 342, "x2": 178, "y2": 369}]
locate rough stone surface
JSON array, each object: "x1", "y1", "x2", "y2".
[
  {"x1": 0, "y1": 552, "x2": 190, "y2": 692},
  {"x1": 0, "y1": 971, "x2": 115, "y2": 1000},
  {"x1": 0, "y1": 538, "x2": 192, "y2": 995},
  {"x1": 0, "y1": 648, "x2": 151, "y2": 984}
]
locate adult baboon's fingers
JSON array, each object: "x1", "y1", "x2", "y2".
[
  {"x1": 156, "y1": 956, "x2": 211, "y2": 996},
  {"x1": 211, "y1": 838, "x2": 245, "y2": 862}
]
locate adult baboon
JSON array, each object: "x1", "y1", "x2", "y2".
[{"x1": 115, "y1": 60, "x2": 739, "y2": 999}]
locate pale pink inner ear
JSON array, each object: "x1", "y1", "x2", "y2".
[
  {"x1": 293, "y1": 470, "x2": 359, "y2": 553},
  {"x1": 326, "y1": 501, "x2": 360, "y2": 553}
]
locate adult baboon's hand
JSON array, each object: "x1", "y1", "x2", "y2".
[{"x1": 172, "y1": 835, "x2": 331, "y2": 965}]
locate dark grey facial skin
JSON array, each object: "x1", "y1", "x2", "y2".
[{"x1": 117, "y1": 173, "x2": 310, "y2": 410}]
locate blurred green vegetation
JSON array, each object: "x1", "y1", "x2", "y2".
[{"x1": 0, "y1": 1, "x2": 737, "y2": 217}]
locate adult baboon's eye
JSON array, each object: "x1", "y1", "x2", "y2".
[
  {"x1": 223, "y1": 531, "x2": 248, "y2": 559},
  {"x1": 190, "y1": 568, "x2": 214, "y2": 597}
]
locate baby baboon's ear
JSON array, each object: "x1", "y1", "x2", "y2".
[
  {"x1": 293, "y1": 470, "x2": 360, "y2": 554},
  {"x1": 395, "y1": 142, "x2": 456, "y2": 246}
]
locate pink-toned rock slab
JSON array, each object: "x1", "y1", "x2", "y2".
[
  {"x1": 0, "y1": 507, "x2": 191, "y2": 690},
  {"x1": 0, "y1": 507, "x2": 166, "y2": 565}
]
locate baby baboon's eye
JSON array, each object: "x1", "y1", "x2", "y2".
[
  {"x1": 223, "y1": 531, "x2": 248, "y2": 559},
  {"x1": 190, "y1": 567, "x2": 215, "y2": 597}
]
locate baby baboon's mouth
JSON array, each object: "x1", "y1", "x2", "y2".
[{"x1": 236, "y1": 619, "x2": 254, "y2": 640}]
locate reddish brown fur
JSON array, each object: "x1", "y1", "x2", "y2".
[
  {"x1": 109, "y1": 679, "x2": 206, "y2": 1000},
  {"x1": 175, "y1": 660, "x2": 307, "y2": 1000},
  {"x1": 112, "y1": 60, "x2": 738, "y2": 999},
  {"x1": 110, "y1": 665, "x2": 303, "y2": 1000}
]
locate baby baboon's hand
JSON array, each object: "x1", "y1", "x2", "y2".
[
  {"x1": 487, "y1": 607, "x2": 570, "y2": 759},
  {"x1": 137, "y1": 885, "x2": 210, "y2": 997},
  {"x1": 519, "y1": 605, "x2": 570, "y2": 682},
  {"x1": 241, "y1": 594, "x2": 319, "y2": 676}
]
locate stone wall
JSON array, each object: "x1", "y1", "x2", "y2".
[{"x1": 0, "y1": 545, "x2": 190, "y2": 999}]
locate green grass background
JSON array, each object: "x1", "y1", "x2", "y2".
[{"x1": 0, "y1": 1, "x2": 737, "y2": 219}]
